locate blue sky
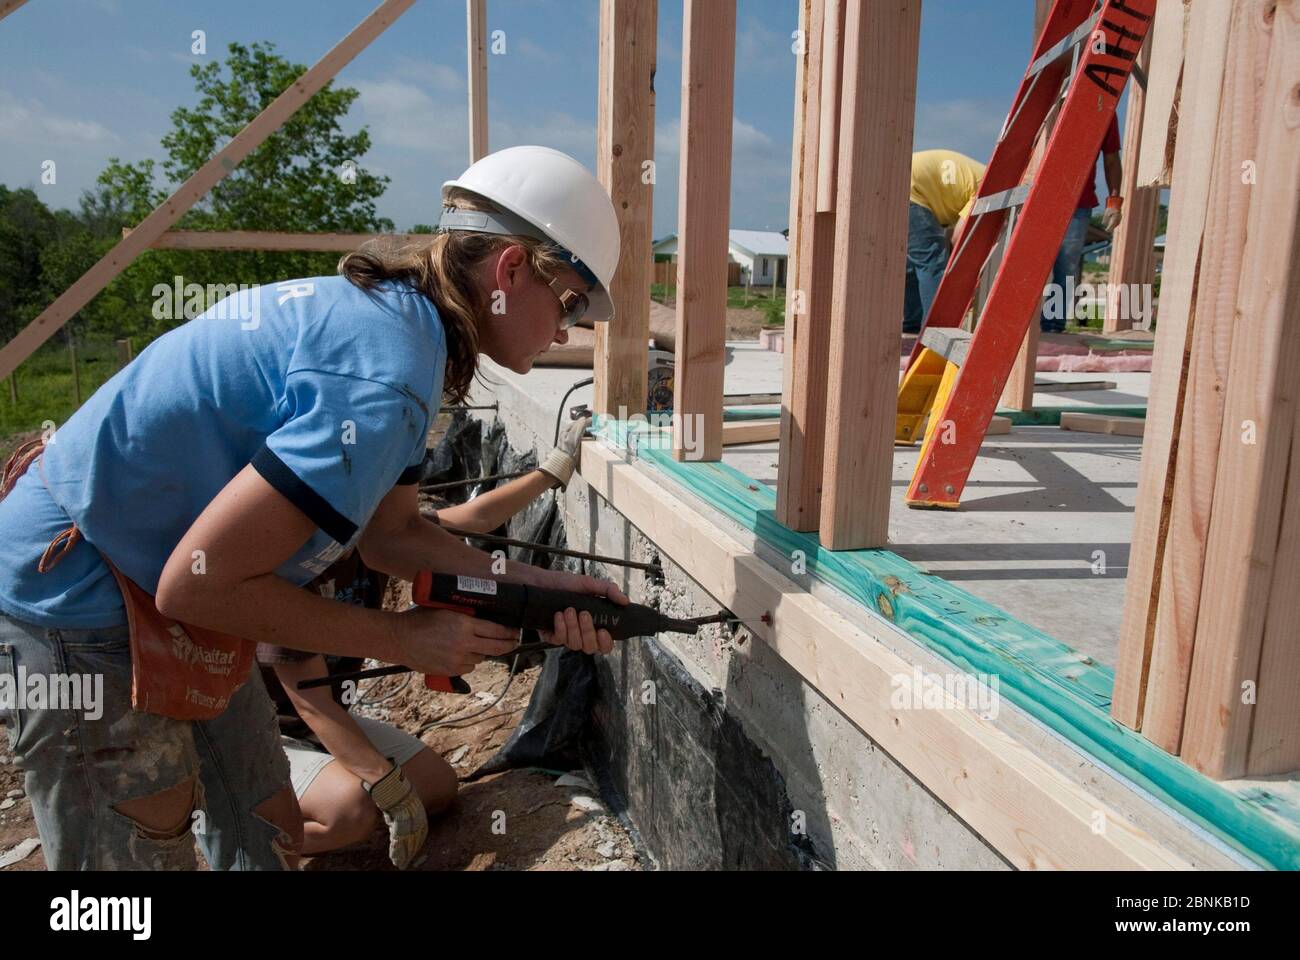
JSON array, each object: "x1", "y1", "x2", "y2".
[{"x1": 1, "y1": 0, "x2": 1119, "y2": 237}]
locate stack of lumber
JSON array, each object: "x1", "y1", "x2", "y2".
[{"x1": 1111, "y1": 0, "x2": 1300, "y2": 781}]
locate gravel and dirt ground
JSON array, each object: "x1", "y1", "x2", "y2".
[{"x1": 1, "y1": 650, "x2": 641, "y2": 871}]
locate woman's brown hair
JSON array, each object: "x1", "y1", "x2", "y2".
[{"x1": 338, "y1": 189, "x2": 569, "y2": 405}]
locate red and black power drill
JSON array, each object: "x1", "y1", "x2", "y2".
[{"x1": 299, "y1": 572, "x2": 731, "y2": 694}]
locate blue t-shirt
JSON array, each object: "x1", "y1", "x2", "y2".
[{"x1": 0, "y1": 276, "x2": 446, "y2": 629}]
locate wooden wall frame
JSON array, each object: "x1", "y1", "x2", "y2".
[
  {"x1": 671, "y1": 0, "x2": 736, "y2": 463},
  {"x1": 593, "y1": 0, "x2": 657, "y2": 421}
]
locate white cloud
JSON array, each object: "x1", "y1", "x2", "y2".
[
  {"x1": 351, "y1": 68, "x2": 597, "y2": 226},
  {"x1": 649, "y1": 114, "x2": 792, "y2": 235},
  {"x1": 124, "y1": 45, "x2": 195, "y2": 66},
  {"x1": 385, "y1": 57, "x2": 464, "y2": 94},
  {"x1": 349, "y1": 55, "x2": 469, "y2": 178},
  {"x1": 732, "y1": 117, "x2": 774, "y2": 152},
  {"x1": 654, "y1": 118, "x2": 681, "y2": 156},
  {"x1": 514, "y1": 36, "x2": 563, "y2": 66},
  {"x1": 728, "y1": 117, "x2": 791, "y2": 231},
  {"x1": 352, "y1": 78, "x2": 465, "y2": 158},
  {"x1": 735, "y1": 17, "x2": 795, "y2": 74},
  {"x1": 655, "y1": 116, "x2": 778, "y2": 156},
  {"x1": 0, "y1": 90, "x2": 117, "y2": 145},
  {"x1": 913, "y1": 99, "x2": 1006, "y2": 162},
  {"x1": 491, "y1": 111, "x2": 597, "y2": 157}
]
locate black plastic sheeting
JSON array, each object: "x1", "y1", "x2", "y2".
[
  {"x1": 419, "y1": 411, "x2": 487, "y2": 497},
  {"x1": 422, "y1": 414, "x2": 558, "y2": 564},
  {"x1": 422, "y1": 413, "x2": 598, "y2": 780}
]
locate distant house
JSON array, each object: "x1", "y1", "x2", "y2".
[
  {"x1": 1083, "y1": 232, "x2": 1167, "y2": 275},
  {"x1": 652, "y1": 229, "x2": 789, "y2": 287}
]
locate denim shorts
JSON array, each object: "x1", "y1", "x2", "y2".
[
  {"x1": 0, "y1": 613, "x2": 292, "y2": 870},
  {"x1": 282, "y1": 716, "x2": 427, "y2": 798}
]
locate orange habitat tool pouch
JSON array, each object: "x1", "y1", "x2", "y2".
[
  {"x1": 106, "y1": 563, "x2": 254, "y2": 720},
  {"x1": 2, "y1": 438, "x2": 255, "y2": 721}
]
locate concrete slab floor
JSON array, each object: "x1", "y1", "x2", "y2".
[{"x1": 517, "y1": 342, "x2": 1151, "y2": 667}]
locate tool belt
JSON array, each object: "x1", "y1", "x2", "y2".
[{"x1": 2, "y1": 438, "x2": 254, "y2": 721}]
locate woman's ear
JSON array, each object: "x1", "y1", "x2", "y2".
[{"x1": 493, "y1": 244, "x2": 529, "y2": 298}]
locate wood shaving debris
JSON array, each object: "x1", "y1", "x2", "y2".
[{"x1": 0, "y1": 838, "x2": 40, "y2": 869}]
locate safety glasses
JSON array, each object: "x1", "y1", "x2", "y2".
[{"x1": 547, "y1": 275, "x2": 590, "y2": 330}]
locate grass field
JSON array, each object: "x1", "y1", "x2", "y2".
[
  {"x1": 1, "y1": 338, "x2": 124, "y2": 459},
  {"x1": 651, "y1": 284, "x2": 786, "y2": 328}
]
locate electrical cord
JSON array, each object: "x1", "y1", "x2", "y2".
[
  {"x1": 357, "y1": 670, "x2": 410, "y2": 708},
  {"x1": 555, "y1": 375, "x2": 594, "y2": 446},
  {"x1": 417, "y1": 652, "x2": 524, "y2": 735}
]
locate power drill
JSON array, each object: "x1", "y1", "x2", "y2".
[
  {"x1": 414, "y1": 571, "x2": 703, "y2": 641},
  {"x1": 408, "y1": 572, "x2": 707, "y2": 692},
  {"x1": 298, "y1": 571, "x2": 725, "y2": 695}
]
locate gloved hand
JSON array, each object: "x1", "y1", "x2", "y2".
[
  {"x1": 539, "y1": 415, "x2": 591, "y2": 490},
  {"x1": 364, "y1": 760, "x2": 428, "y2": 870},
  {"x1": 1102, "y1": 195, "x2": 1123, "y2": 232}
]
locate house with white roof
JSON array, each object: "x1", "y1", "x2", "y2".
[{"x1": 652, "y1": 229, "x2": 789, "y2": 287}]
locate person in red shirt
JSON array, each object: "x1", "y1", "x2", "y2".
[{"x1": 1040, "y1": 115, "x2": 1124, "y2": 332}]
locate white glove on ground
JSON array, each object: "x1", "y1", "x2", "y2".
[{"x1": 365, "y1": 761, "x2": 428, "y2": 870}]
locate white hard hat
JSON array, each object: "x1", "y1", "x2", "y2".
[{"x1": 440, "y1": 145, "x2": 620, "y2": 323}]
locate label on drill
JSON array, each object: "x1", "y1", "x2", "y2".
[{"x1": 457, "y1": 575, "x2": 498, "y2": 595}]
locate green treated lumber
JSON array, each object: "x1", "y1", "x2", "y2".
[
  {"x1": 722, "y1": 404, "x2": 1149, "y2": 426},
  {"x1": 1077, "y1": 335, "x2": 1156, "y2": 352},
  {"x1": 722, "y1": 406, "x2": 784, "y2": 421},
  {"x1": 996, "y1": 404, "x2": 1147, "y2": 426},
  {"x1": 651, "y1": 407, "x2": 779, "y2": 421},
  {"x1": 592, "y1": 416, "x2": 1300, "y2": 870}
]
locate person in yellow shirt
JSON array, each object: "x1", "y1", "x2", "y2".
[{"x1": 904, "y1": 149, "x2": 986, "y2": 334}]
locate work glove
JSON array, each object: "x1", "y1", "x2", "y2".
[
  {"x1": 539, "y1": 415, "x2": 591, "y2": 490},
  {"x1": 1102, "y1": 195, "x2": 1123, "y2": 232},
  {"x1": 364, "y1": 760, "x2": 428, "y2": 870}
]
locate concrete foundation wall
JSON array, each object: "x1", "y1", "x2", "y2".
[
  {"x1": 575, "y1": 487, "x2": 1008, "y2": 870},
  {"x1": 471, "y1": 369, "x2": 1007, "y2": 871}
]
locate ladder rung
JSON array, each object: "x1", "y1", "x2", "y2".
[
  {"x1": 920, "y1": 328, "x2": 972, "y2": 368},
  {"x1": 970, "y1": 183, "x2": 1031, "y2": 217},
  {"x1": 995, "y1": 12, "x2": 1100, "y2": 156},
  {"x1": 1025, "y1": 11, "x2": 1101, "y2": 80}
]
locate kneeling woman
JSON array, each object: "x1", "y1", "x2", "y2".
[{"x1": 0, "y1": 146, "x2": 625, "y2": 870}]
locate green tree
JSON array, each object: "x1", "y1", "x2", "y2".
[
  {"x1": 0, "y1": 186, "x2": 58, "y2": 343},
  {"x1": 156, "y1": 41, "x2": 390, "y2": 232},
  {"x1": 91, "y1": 41, "x2": 393, "y2": 341},
  {"x1": 2, "y1": 42, "x2": 395, "y2": 443},
  {"x1": 30, "y1": 178, "x2": 140, "y2": 336}
]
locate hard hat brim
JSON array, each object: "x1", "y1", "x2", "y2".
[{"x1": 585, "y1": 285, "x2": 615, "y2": 324}]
